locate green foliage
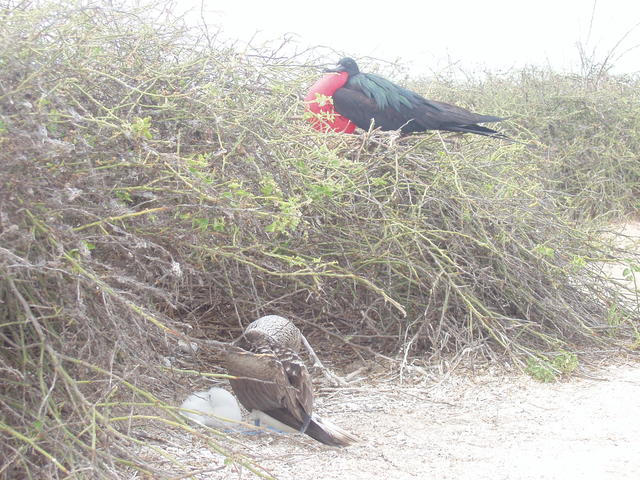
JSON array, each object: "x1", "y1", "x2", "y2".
[
  {"x1": 265, "y1": 197, "x2": 303, "y2": 234},
  {"x1": 129, "y1": 116, "x2": 153, "y2": 139},
  {"x1": 114, "y1": 190, "x2": 133, "y2": 204},
  {"x1": 606, "y1": 303, "x2": 627, "y2": 327},
  {"x1": 571, "y1": 255, "x2": 587, "y2": 268},
  {"x1": 211, "y1": 217, "x2": 226, "y2": 232},
  {"x1": 622, "y1": 262, "x2": 640, "y2": 282},
  {"x1": 533, "y1": 244, "x2": 555, "y2": 258},
  {"x1": 192, "y1": 217, "x2": 210, "y2": 232},
  {"x1": 525, "y1": 352, "x2": 579, "y2": 382},
  {"x1": 310, "y1": 92, "x2": 334, "y2": 107}
]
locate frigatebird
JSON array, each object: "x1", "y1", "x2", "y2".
[
  {"x1": 305, "y1": 57, "x2": 505, "y2": 137},
  {"x1": 224, "y1": 315, "x2": 358, "y2": 446}
]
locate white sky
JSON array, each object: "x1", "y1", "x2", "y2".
[{"x1": 174, "y1": 0, "x2": 640, "y2": 76}]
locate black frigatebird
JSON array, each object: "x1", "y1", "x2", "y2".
[{"x1": 305, "y1": 57, "x2": 506, "y2": 138}]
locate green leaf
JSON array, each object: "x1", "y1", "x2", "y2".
[
  {"x1": 130, "y1": 116, "x2": 152, "y2": 139},
  {"x1": 533, "y1": 244, "x2": 555, "y2": 257},
  {"x1": 193, "y1": 218, "x2": 209, "y2": 232}
]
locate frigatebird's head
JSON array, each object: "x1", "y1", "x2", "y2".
[{"x1": 324, "y1": 57, "x2": 360, "y2": 75}]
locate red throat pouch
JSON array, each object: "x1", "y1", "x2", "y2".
[{"x1": 304, "y1": 72, "x2": 356, "y2": 134}]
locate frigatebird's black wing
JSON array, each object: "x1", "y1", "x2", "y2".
[
  {"x1": 333, "y1": 86, "x2": 420, "y2": 132},
  {"x1": 333, "y1": 81, "x2": 505, "y2": 137}
]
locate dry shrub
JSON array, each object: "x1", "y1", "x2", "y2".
[
  {"x1": 0, "y1": 1, "x2": 638, "y2": 478},
  {"x1": 414, "y1": 68, "x2": 640, "y2": 219}
]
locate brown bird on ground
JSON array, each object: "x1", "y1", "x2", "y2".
[{"x1": 224, "y1": 315, "x2": 357, "y2": 447}]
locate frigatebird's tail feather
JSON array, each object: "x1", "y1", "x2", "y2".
[{"x1": 444, "y1": 123, "x2": 511, "y2": 139}]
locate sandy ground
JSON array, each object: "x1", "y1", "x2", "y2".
[
  {"x1": 140, "y1": 221, "x2": 639, "y2": 479},
  {"x1": 147, "y1": 361, "x2": 640, "y2": 480}
]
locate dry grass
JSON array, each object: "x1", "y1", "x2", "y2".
[{"x1": 0, "y1": 1, "x2": 638, "y2": 478}]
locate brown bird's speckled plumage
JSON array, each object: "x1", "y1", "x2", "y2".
[
  {"x1": 244, "y1": 315, "x2": 302, "y2": 351},
  {"x1": 225, "y1": 315, "x2": 357, "y2": 446}
]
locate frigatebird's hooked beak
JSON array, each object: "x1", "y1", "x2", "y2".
[{"x1": 323, "y1": 63, "x2": 346, "y2": 73}]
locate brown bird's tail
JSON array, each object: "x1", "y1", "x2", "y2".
[{"x1": 306, "y1": 415, "x2": 359, "y2": 447}]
